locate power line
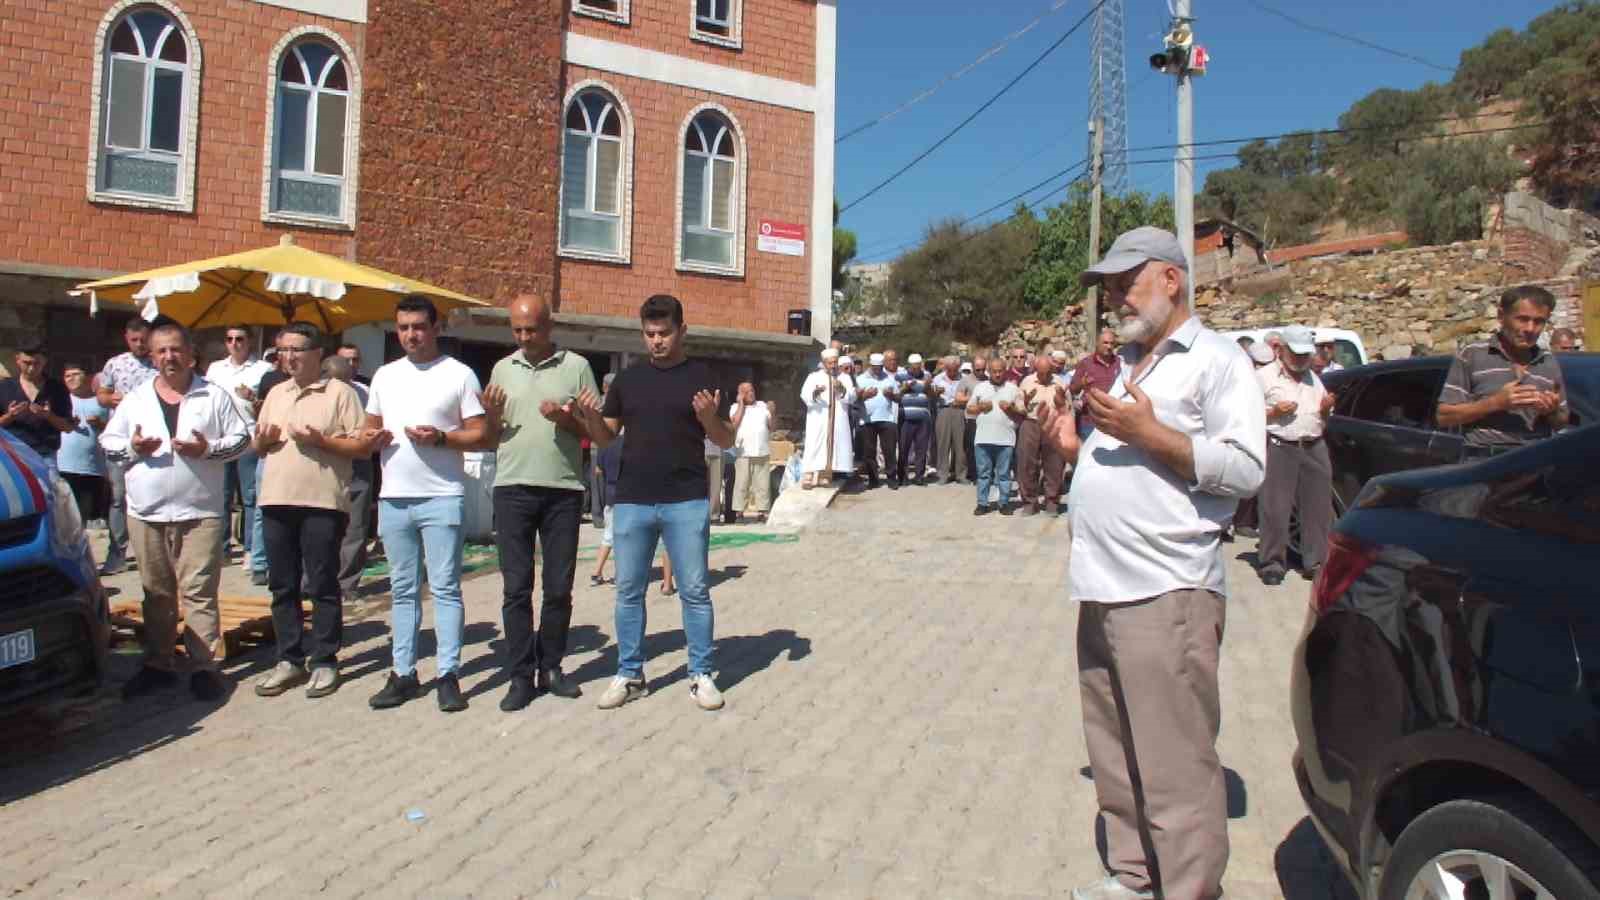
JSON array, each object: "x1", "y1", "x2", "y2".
[
  {"x1": 836, "y1": 0, "x2": 1083, "y2": 145},
  {"x1": 1124, "y1": 119, "x2": 1548, "y2": 155},
  {"x1": 1244, "y1": 0, "x2": 1456, "y2": 74},
  {"x1": 857, "y1": 160, "x2": 1088, "y2": 260},
  {"x1": 838, "y1": 0, "x2": 1107, "y2": 216}
]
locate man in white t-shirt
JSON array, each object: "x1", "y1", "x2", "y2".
[
  {"x1": 204, "y1": 325, "x2": 273, "y2": 563},
  {"x1": 728, "y1": 382, "x2": 774, "y2": 522},
  {"x1": 362, "y1": 295, "x2": 488, "y2": 714},
  {"x1": 966, "y1": 358, "x2": 1026, "y2": 515}
]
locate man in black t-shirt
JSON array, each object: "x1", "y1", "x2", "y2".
[
  {"x1": 0, "y1": 343, "x2": 74, "y2": 477},
  {"x1": 575, "y1": 294, "x2": 735, "y2": 712}
]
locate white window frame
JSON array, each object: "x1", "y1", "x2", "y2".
[
  {"x1": 674, "y1": 103, "x2": 746, "y2": 277},
  {"x1": 260, "y1": 26, "x2": 361, "y2": 230},
  {"x1": 572, "y1": 0, "x2": 629, "y2": 26},
  {"x1": 557, "y1": 80, "x2": 633, "y2": 264},
  {"x1": 86, "y1": 0, "x2": 202, "y2": 212},
  {"x1": 689, "y1": 0, "x2": 742, "y2": 49}
]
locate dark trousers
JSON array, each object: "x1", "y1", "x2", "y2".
[
  {"x1": 63, "y1": 472, "x2": 107, "y2": 523},
  {"x1": 263, "y1": 505, "x2": 347, "y2": 666},
  {"x1": 338, "y1": 462, "x2": 373, "y2": 599},
  {"x1": 898, "y1": 415, "x2": 932, "y2": 482},
  {"x1": 1260, "y1": 437, "x2": 1333, "y2": 575},
  {"x1": 864, "y1": 421, "x2": 899, "y2": 484},
  {"x1": 964, "y1": 418, "x2": 978, "y2": 481},
  {"x1": 1015, "y1": 419, "x2": 1065, "y2": 506},
  {"x1": 492, "y1": 485, "x2": 582, "y2": 678}
]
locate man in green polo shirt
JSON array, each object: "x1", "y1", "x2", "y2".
[{"x1": 480, "y1": 294, "x2": 599, "y2": 712}]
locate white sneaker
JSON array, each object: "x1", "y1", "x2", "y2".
[
  {"x1": 689, "y1": 673, "x2": 724, "y2": 711},
  {"x1": 254, "y1": 660, "x2": 306, "y2": 697},
  {"x1": 596, "y1": 676, "x2": 647, "y2": 710},
  {"x1": 1069, "y1": 877, "x2": 1153, "y2": 900}
]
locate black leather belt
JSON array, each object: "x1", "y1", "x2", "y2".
[{"x1": 1269, "y1": 434, "x2": 1323, "y2": 448}]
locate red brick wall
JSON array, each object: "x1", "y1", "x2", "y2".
[
  {"x1": 357, "y1": 0, "x2": 565, "y2": 306},
  {"x1": 1501, "y1": 226, "x2": 1563, "y2": 281},
  {"x1": 569, "y1": 0, "x2": 815, "y2": 85},
  {"x1": 0, "y1": 1, "x2": 363, "y2": 272},
  {"x1": 557, "y1": 64, "x2": 813, "y2": 332}
]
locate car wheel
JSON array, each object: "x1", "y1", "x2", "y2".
[{"x1": 1379, "y1": 796, "x2": 1600, "y2": 900}]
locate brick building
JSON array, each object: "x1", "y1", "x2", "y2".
[{"x1": 0, "y1": 0, "x2": 835, "y2": 400}]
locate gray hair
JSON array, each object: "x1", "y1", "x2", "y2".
[{"x1": 322, "y1": 355, "x2": 353, "y2": 382}]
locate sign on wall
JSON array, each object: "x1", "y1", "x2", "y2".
[{"x1": 757, "y1": 220, "x2": 806, "y2": 257}]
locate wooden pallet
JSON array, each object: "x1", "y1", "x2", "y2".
[{"x1": 109, "y1": 595, "x2": 309, "y2": 659}]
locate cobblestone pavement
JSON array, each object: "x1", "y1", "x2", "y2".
[{"x1": 1, "y1": 483, "x2": 1353, "y2": 899}]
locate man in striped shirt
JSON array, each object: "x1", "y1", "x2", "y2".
[{"x1": 1437, "y1": 285, "x2": 1568, "y2": 456}]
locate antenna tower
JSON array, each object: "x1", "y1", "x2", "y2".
[{"x1": 1088, "y1": 0, "x2": 1129, "y2": 194}]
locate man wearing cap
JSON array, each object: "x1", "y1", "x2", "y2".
[
  {"x1": 799, "y1": 350, "x2": 855, "y2": 489},
  {"x1": 897, "y1": 353, "x2": 934, "y2": 485},
  {"x1": 1068, "y1": 227, "x2": 1265, "y2": 900},
  {"x1": 1256, "y1": 325, "x2": 1335, "y2": 586},
  {"x1": 929, "y1": 356, "x2": 970, "y2": 484},
  {"x1": 855, "y1": 352, "x2": 901, "y2": 489},
  {"x1": 1313, "y1": 337, "x2": 1344, "y2": 375}
]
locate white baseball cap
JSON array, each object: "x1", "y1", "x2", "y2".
[
  {"x1": 907, "y1": 353, "x2": 923, "y2": 365},
  {"x1": 1281, "y1": 325, "x2": 1316, "y2": 355},
  {"x1": 869, "y1": 352, "x2": 885, "y2": 366}
]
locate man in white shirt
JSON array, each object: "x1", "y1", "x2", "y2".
[
  {"x1": 362, "y1": 295, "x2": 488, "y2": 713},
  {"x1": 728, "y1": 382, "x2": 774, "y2": 522},
  {"x1": 1065, "y1": 227, "x2": 1265, "y2": 900},
  {"x1": 966, "y1": 358, "x2": 1025, "y2": 515},
  {"x1": 204, "y1": 326, "x2": 273, "y2": 566},
  {"x1": 100, "y1": 318, "x2": 251, "y2": 703},
  {"x1": 1256, "y1": 325, "x2": 1335, "y2": 586},
  {"x1": 928, "y1": 356, "x2": 969, "y2": 484}
]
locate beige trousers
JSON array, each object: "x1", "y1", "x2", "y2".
[
  {"x1": 129, "y1": 516, "x2": 226, "y2": 671},
  {"x1": 706, "y1": 455, "x2": 724, "y2": 517},
  {"x1": 1078, "y1": 588, "x2": 1228, "y2": 899},
  {"x1": 731, "y1": 456, "x2": 771, "y2": 514}
]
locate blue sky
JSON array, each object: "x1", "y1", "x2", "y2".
[{"x1": 837, "y1": 1, "x2": 1561, "y2": 262}]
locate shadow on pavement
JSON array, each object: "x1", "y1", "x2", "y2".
[
  {"x1": 707, "y1": 565, "x2": 748, "y2": 588},
  {"x1": 565, "y1": 626, "x2": 811, "y2": 695},
  {"x1": 456, "y1": 623, "x2": 608, "y2": 702},
  {"x1": 1275, "y1": 816, "x2": 1359, "y2": 900},
  {"x1": 337, "y1": 620, "x2": 500, "y2": 689}
]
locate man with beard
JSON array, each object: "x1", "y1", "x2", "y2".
[
  {"x1": 1255, "y1": 325, "x2": 1335, "y2": 585},
  {"x1": 1067, "y1": 227, "x2": 1265, "y2": 900}
]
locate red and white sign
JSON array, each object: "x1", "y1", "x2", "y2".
[{"x1": 757, "y1": 219, "x2": 807, "y2": 257}]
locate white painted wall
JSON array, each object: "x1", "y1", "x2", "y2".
[
  {"x1": 248, "y1": 0, "x2": 367, "y2": 23},
  {"x1": 809, "y1": 0, "x2": 837, "y2": 344},
  {"x1": 564, "y1": 33, "x2": 815, "y2": 112}
]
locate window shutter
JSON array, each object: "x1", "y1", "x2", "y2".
[
  {"x1": 594, "y1": 138, "x2": 621, "y2": 215},
  {"x1": 682, "y1": 153, "x2": 708, "y2": 229}
]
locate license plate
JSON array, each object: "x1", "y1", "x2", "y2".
[{"x1": 0, "y1": 629, "x2": 36, "y2": 669}]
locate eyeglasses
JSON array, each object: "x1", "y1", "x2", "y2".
[{"x1": 225, "y1": 335, "x2": 249, "y2": 343}]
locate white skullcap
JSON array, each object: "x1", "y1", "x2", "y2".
[
  {"x1": 869, "y1": 352, "x2": 885, "y2": 366},
  {"x1": 907, "y1": 353, "x2": 923, "y2": 364},
  {"x1": 839, "y1": 355, "x2": 854, "y2": 366},
  {"x1": 820, "y1": 348, "x2": 840, "y2": 361},
  {"x1": 1051, "y1": 350, "x2": 1068, "y2": 360}
]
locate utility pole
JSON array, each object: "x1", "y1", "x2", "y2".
[
  {"x1": 1086, "y1": 117, "x2": 1104, "y2": 353},
  {"x1": 1173, "y1": 0, "x2": 1195, "y2": 310}
]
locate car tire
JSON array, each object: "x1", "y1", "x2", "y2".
[{"x1": 1379, "y1": 795, "x2": 1600, "y2": 900}]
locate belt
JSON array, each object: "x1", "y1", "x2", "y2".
[{"x1": 1268, "y1": 434, "x2": 1323, "y2": 448}]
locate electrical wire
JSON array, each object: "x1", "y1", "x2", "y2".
[
  {"x1": 836, "y1": 0, "x2": 1085, "y2": 145},
  {"x1": 1244, "y1": 0, "x2": 1456, "y2": 74},
  {"x1": 838, "y1": 0, "x2": 1107, "y2": 216},
  {"x1": 856, "y1": 160, "x2": 1088, "y2": 260}
]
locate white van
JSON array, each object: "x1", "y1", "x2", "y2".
[{"x1": 1219, "y1": 326, "x2": 1369, "y2": 369}]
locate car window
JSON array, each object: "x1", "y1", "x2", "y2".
[
  {"x1": 1349, "y1": 368, "x2": 1445, "y2": 428},
  {"x1": 1330, "y1": 339, "x2": 1362, "y2": 368},
  {"x1": 1329, "y1": 374, "x2": 1365, "y2": 416}
]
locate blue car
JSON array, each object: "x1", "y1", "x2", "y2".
[{"x1": 0, "y1": 430, "x2": 110, "y2": 713}]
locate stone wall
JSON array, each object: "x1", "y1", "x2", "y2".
[{"x1": 358, "y1": 0, "x2": 566, "y2": 306}]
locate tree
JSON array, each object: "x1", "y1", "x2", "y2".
[
  {"x1": 1395, "y1": 139, "x2": 1521, "y2": 244},
  {"x1": 887, "y1": 209, "x2": 1039, "y2": 347},
  {"x1": 1022, "y1": 185, "x2": 1174, "y2": 317},
  {"x1": 1519, "y1": 38, "x2": 1600, "y2": 204},
  {"x1": 831, "y1": 199, "x2": 857, "y2": 292}
]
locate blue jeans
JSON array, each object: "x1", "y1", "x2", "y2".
[
  {"x1": 379, "y1": 496, "x2": 466, "y2": 677},
  {"x1": 250, "y1": 456, "x2": 267, "y2": 573},
  {"x1": 974, "y1": 443, "x2": 1014, "y2": 506},
  {"x1": 223, "y1": 450, "x2": 258, "y2": 551},
  {"x1": 612, "y1": 499, "x2": 714, "y2": 679}
]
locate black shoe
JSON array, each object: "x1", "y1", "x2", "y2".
[
  {"x1": 998, "y1": 503, "x2": 1015, "y2": 516},
  {"x1": 1299, "y1": 566, "x2": 1321, "y2": 582},
  {"x1": 251, "y1": 570, "x2": 268, "y2": 586},
  {"x1": 499, "y1": 676, "x2": 536, "y2": 712},
  {"x1": 1259, "y1": 568, "x2": 1286, "y2": 586},
  {"x1": 888, "y1": 481, "x2": 900, "y2": 491},
  {"x1": 121, "y1": 665, "x2": 178, "y2": 700},
  {"x1": 436, "y1": 673, "x2": 467, "y2": 713},
  {"x1": 868, "y1": 479, "x2": 882, "y2": 489},
  {"x1": 369, "y1": 671, "x2": 420, "y2": 709},
  {"x1": 189, "y1": 669, "x2": 226, "y2": 702},
  {"x1": 973, "y1": 504, "x2": 992, "y2": 516},
  {"x1": 538, "y1": 667, "x2": 581, "y2": 699},
  {"x1": 98, "y1": 558, "x2": 127, "y2": 577}
]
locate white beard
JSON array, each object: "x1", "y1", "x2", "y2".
[{"x1": 1118, "y1": 293, "x2": 1175, "y2": 345}]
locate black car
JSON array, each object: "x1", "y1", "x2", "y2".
[
  {"x1": 1291, "y1": 423, "x2": 1600, "y2": 899},
  {"x1": 1321, "y1": 352, "x2": 1600, "y2": 511}
]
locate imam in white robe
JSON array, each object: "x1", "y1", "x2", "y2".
[{"x1": 800, "y1": 370, "x2": 854, "y2": 474}]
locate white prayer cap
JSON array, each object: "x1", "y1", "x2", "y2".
[
  {"x1": 1051, "y1": 350, "x2": 1068, "y2": 361},
  {"x1": 820, "y1": 348, "x2": 840, "y2": 360},
  {"x1": 959, "y1": 362, "x2": 974, "y2": 373},
  {"x1": 839, "y1": 355, "x2": 854, "y2": 366},
  {"x1": 907, "y1": 353, "x2": 923, "y2": 364},
  {"x1": 869, "y1": 352, "x2": 885, "y2": 366}
]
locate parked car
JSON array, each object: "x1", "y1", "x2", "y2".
[
  {"x1": 0, "y1": 431, "x2": 110, "y2": 714},
  {"x1": 1291, "y1": 423, "x2": 1600, "y2": 899},
  {"x1": 1321, "y1": 353, "x2": 1600, "y2": 512},
  {"x1": 1221, "y1": 326, "x2": 1369, "y2": 368}
]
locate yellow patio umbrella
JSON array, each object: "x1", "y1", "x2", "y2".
[{"x1": 75, "y1": 234, "x2": 490, "y2": 332}]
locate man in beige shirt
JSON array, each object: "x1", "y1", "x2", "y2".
[
  {"x1": 1016, "y1": 353, "x2": 1069, "y2": 515},
  {"x1": 251, "y1": 323, "x2": 375, "y2": 698},
  {"x1": 1255, "y1": 325, "x2": 1336, "y2": 586}
]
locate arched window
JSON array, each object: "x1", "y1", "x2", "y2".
[
  {"x1": 560, "y1": 87, "x2": 629, "y2": 258},
  {"x1": 97, "y1": 6, "x2": 191, "y2": 200},
  {"x1": 679, "y1": 110, "x2": 741, "y2": 271},
  {"x1": 270, "y1": 39, "x2": 351, "y2": 221}
]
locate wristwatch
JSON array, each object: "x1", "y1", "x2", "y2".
[{"x1": 435, "y1": 430, "x2": 447, "y2": 448}]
